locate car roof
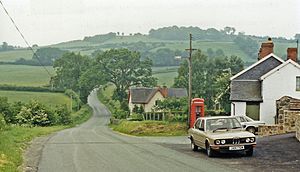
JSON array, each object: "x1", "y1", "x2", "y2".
[{"x1": 198, "y1": 116, "x2": 237, "y2": 120}]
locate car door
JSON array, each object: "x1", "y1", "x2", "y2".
[
  {"x1": 194, "y1": 119, "x2": 206, "y2": 148},
  {"x1": 192, "y1": 119, "x2": 201, "y2": 145}
]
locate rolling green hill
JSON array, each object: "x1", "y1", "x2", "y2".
[
  {"x1": 0, "y1": 65, "x2": 54, "y2": 86},
  {"x1": 0, "y1": 90, "x2": 70, "y2": 107}
]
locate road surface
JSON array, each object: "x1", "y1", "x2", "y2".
[{"x1": 37, "y1": 89, "x2": 235, "y2": 172}]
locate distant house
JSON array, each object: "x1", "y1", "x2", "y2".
[
  {"x1": 128, "y1": 87, "x2": 187, "y2": 113},
  {"x1": 230, "y1": 39, "x2": 300, "y2": 124}
]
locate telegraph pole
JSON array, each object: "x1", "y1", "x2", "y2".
[{"x1": 185, "y1": 34, "x2": 197, "y2": 128}]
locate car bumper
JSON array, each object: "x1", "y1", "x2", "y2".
[{"x1": 210, "y1": 144, "x2": 256, "y2": 153}]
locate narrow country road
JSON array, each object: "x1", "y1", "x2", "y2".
[{"x1": 37, "y1": 89, "x2": 235, "y2": 172}]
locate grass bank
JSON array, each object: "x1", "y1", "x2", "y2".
[
  {"x1": 110, "y1": 120, "x2": 187, "y2": 136},
  {"x1": 0, "y1": 90, "x2": 71, "y2": 108},
  {"x1": 0, "y1": 105, "x2": 92, "y2": 172}
]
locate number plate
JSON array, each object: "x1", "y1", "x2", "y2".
[{"x1": 229, "y1": 146, "x2": 244, "y2": 150}]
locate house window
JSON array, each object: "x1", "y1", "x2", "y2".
[{"x1": 297, "y1": 77, "x2": 300, "y2": 91}]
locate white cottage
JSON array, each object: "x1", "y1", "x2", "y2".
[
  {"x1": 128, "y1": 87, "x2": 187, "y2": 113},
  {"x1": 230, "y1": 39, "x2": 299, "y2": 124}
]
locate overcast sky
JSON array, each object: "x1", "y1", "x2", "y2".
[{"x1": 0, "y1": 0, "x2": 299, "y2": 46}]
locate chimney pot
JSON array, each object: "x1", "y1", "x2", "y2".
[
  {"x1": 258, "y1": 38, "x2": 274, "y2": 60},
  {"x1": 287, "y1": 48, "x2": 298, "y2": 62}
]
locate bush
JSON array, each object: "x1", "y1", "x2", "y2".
[
  {"x1": 15, "y1": 101, "x2": 51, "y2": 126},
  {"x1": 128, "y1": 113, "x2": 144, "y2": 121},
  {"x1": 55, "y1": 105, "x2": 72, "y2": 125},
  {"x1": 113, "y1": 109, "x2": 129, "y2": 119}
]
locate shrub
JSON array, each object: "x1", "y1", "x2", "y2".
[
  {"x1": 15, "y1": 101, "x2": 51, "y2": 126},
  {"x1": 113, "y1": 109, "x2": 129, "y2": 119},
  {"x1": 55, "y1": 105, "x2": 72, "y2": 125},
  {"x1": 128, "y1": 113, "x2": 144, "y2": 121}
]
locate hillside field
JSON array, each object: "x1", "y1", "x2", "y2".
[
  {"x1": 0, "y1": 49, "x2": 33, "y2": 62},
  {"x1": 0, "y1": 65, "x2": 54, "y2": 86},
  {"x1": 0, "y1": 90, "x2": 71, "y2": 108}
]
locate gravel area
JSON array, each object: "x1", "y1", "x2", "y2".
[{"x1": 158, "y1": 133, "x2": 300, "y2": 172}]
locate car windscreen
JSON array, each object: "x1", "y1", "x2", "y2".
[{"x1": 206, "y1": 118, "x2": 242, "y2": 131}]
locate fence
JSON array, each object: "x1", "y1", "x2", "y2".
[{"x1": 143, "y1": 111, "x2": 186, "y2": 121}]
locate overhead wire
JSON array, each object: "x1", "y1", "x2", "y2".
[{"x1": 0, "y1": 0, "x2": 53, "y2": 77}]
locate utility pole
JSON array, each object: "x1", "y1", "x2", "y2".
[{"x1": 185, "y1": 33, "x2": 197, "y2": 128}]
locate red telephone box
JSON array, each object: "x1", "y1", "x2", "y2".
[{"x1": 190, "y1": 98, "x2": 205, "y2": 128}]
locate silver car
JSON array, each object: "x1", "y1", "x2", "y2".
[
  {"x1": 188, "y1": 116, "x2": 256, "y2": 157},
  {"x1": 235, "y1": 115, "x2": 265, "y2": 134}
]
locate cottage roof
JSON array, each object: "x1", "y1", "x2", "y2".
[
  {"x1": 230, "y1": 80, "x2": 262, "y2": 101},
  {"x1": 167, "y1": 88, "x2": 187, "y2": 98},
  {"x1": 260, "y1": 59, "x2": 300, "y2": 80},
  {"x1": 129, "y1": 87, "x2": 187, "y2": 104},
  {"x1": 129, "y1": 87, "x2": 159, "y2": 104},
  {"x1": 230, "y1": 53, "x2": 284, "y2": 80}
]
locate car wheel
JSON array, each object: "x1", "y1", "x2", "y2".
[
  {"x1": 191, "y1": 138, "x2": 198, "y2": 151},
  {"x1": 206, "y1": 142, "x2": 214, "y2": 157},
  {"x1": 246, "y1": 127, "x2": 256, "y2": 134},
  {"x1": 245, "y1": 147, "x2": 253, "y2": 157}
]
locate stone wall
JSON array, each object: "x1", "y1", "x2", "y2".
[
  {"x1": 259, "y1": 96, "x2": 300, "y2": 137},
  {"x1": 296, "y1": 114, "x2": 300, "y2": 142}
]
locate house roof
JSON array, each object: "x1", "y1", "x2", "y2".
[
  {"x1": 129, "y1": 87, "x2": 159, "y2": 104},
  {"x1": 129, "y1": 87, "x2": 187, "y2": 104},
  {"x1": 260, "y1": 59, "x2": 300, "y2": 80},
  {"x1": 167, "y1": 88, "x2": 187, "y2": 98},
  {"x1": 230, "y1": 53, "x2": 284, "y2": 80},
  {"x1": 230, "y1": 80, "x2": 262, "y2": 101}
]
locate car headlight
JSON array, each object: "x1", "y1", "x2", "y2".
[
  {"x1": 250, "y1": 137, "x2": 255, "y2": 142},
  {"x1": 221, "y1": 140, "x2": 226, "y2": 144},
  {"x1": 246, "y1": 138, "x2": 250, "y2": 143},
  {"x1": 215, "y1": 140, "x2": 220, "y2": 145}
]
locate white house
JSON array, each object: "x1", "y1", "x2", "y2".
[
  {"x1": 128, "y1": 87, "x2": 187, "y2": 113},
  {"x1": 230, "y1": 39, "x2": 299, "y2": 124}
]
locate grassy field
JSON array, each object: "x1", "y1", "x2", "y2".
[
  {"x1": 110, "y1": 120, "x2": 187, "y2": 136},
  {"x1": 153, "y1": 71, "x2": 177, "y2": 87},
  {"x1": 0, "y1": 49, "x2": 33, "y2": 62},
  {"x1": 0, "y1": 65, "x2": 54, "y2": 87},
  {"x1": 0, "y1": 90, "x2": 71, "y2": 108},
  {"x1": 0, "y1": 105, "x2": 92, "y2": 172}
]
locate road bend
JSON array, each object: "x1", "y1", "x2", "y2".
[{"x1": 38, "y1": 89, "x2": 235, "y2": 172}]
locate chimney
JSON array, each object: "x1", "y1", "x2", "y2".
[
  {"x1": 287, "y1": 48, "x2": 298, "y2": 62},
  {"x1": 258, "y1": 38, "x2": 274, "y2": 60},
  {"x1": 158, "y1": 86, "x2": 168, "y2": 97}
]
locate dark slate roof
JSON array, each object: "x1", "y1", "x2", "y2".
[
  {"x1": 130, "y1": 87, "x2": 187, "y2": 104},
  {"x1": 167, "y1": 88, "x2": 187, "y2": 98},
  {"x1": 230, "y1": 80, "x2": 262, "y2": 101},
  {"x1": 130, "y1": 87, "x2": 157, "y2": 104},
  {"x1": 234, "y1": 56, "x2": 282, "y2": 80}
]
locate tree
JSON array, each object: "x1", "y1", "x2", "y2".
[
  {"x1": 52, "y1": 52, "x2": 91, "y2": 102},
  {"x1": 95, "y1": 49, "x2": 157, "y2": 104},
  {"x1": 2, "y1": 42, "x2": 8, "y2": 51},
  {"x1": 174, "y1": 50, "x2": 244, "y2": 111},
  {"x1": 33, "y1": 47, "x2": 67, "y2": 65}
]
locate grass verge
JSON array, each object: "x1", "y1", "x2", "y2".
[
  {"x1": 110, "y1": 120, "x2": 187, "y2": 137},
  {"x1": 0, "y1": 105, "x2": 92, "y2": 172}
]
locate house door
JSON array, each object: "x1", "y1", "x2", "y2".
[{"x1": 246, "y1": 102, "x2": 260, "y2": 120}]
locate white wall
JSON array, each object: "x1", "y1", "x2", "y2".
[
  {"x1": 261, "y1": 63, "x2": 300, "y2": 124},
  {"x1": 231, "y1": 102, "x2": 246, "y2": 116},
  {"x1": 144, "y1": 92, "x2": 164, "y2": 112},
  {"x1": 129, "y1": 91, "x2": 165, "y2": 113}
]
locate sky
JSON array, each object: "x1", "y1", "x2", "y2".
[{"x1": 0, "y1": 0, "x2": 299, "y2": 46}]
